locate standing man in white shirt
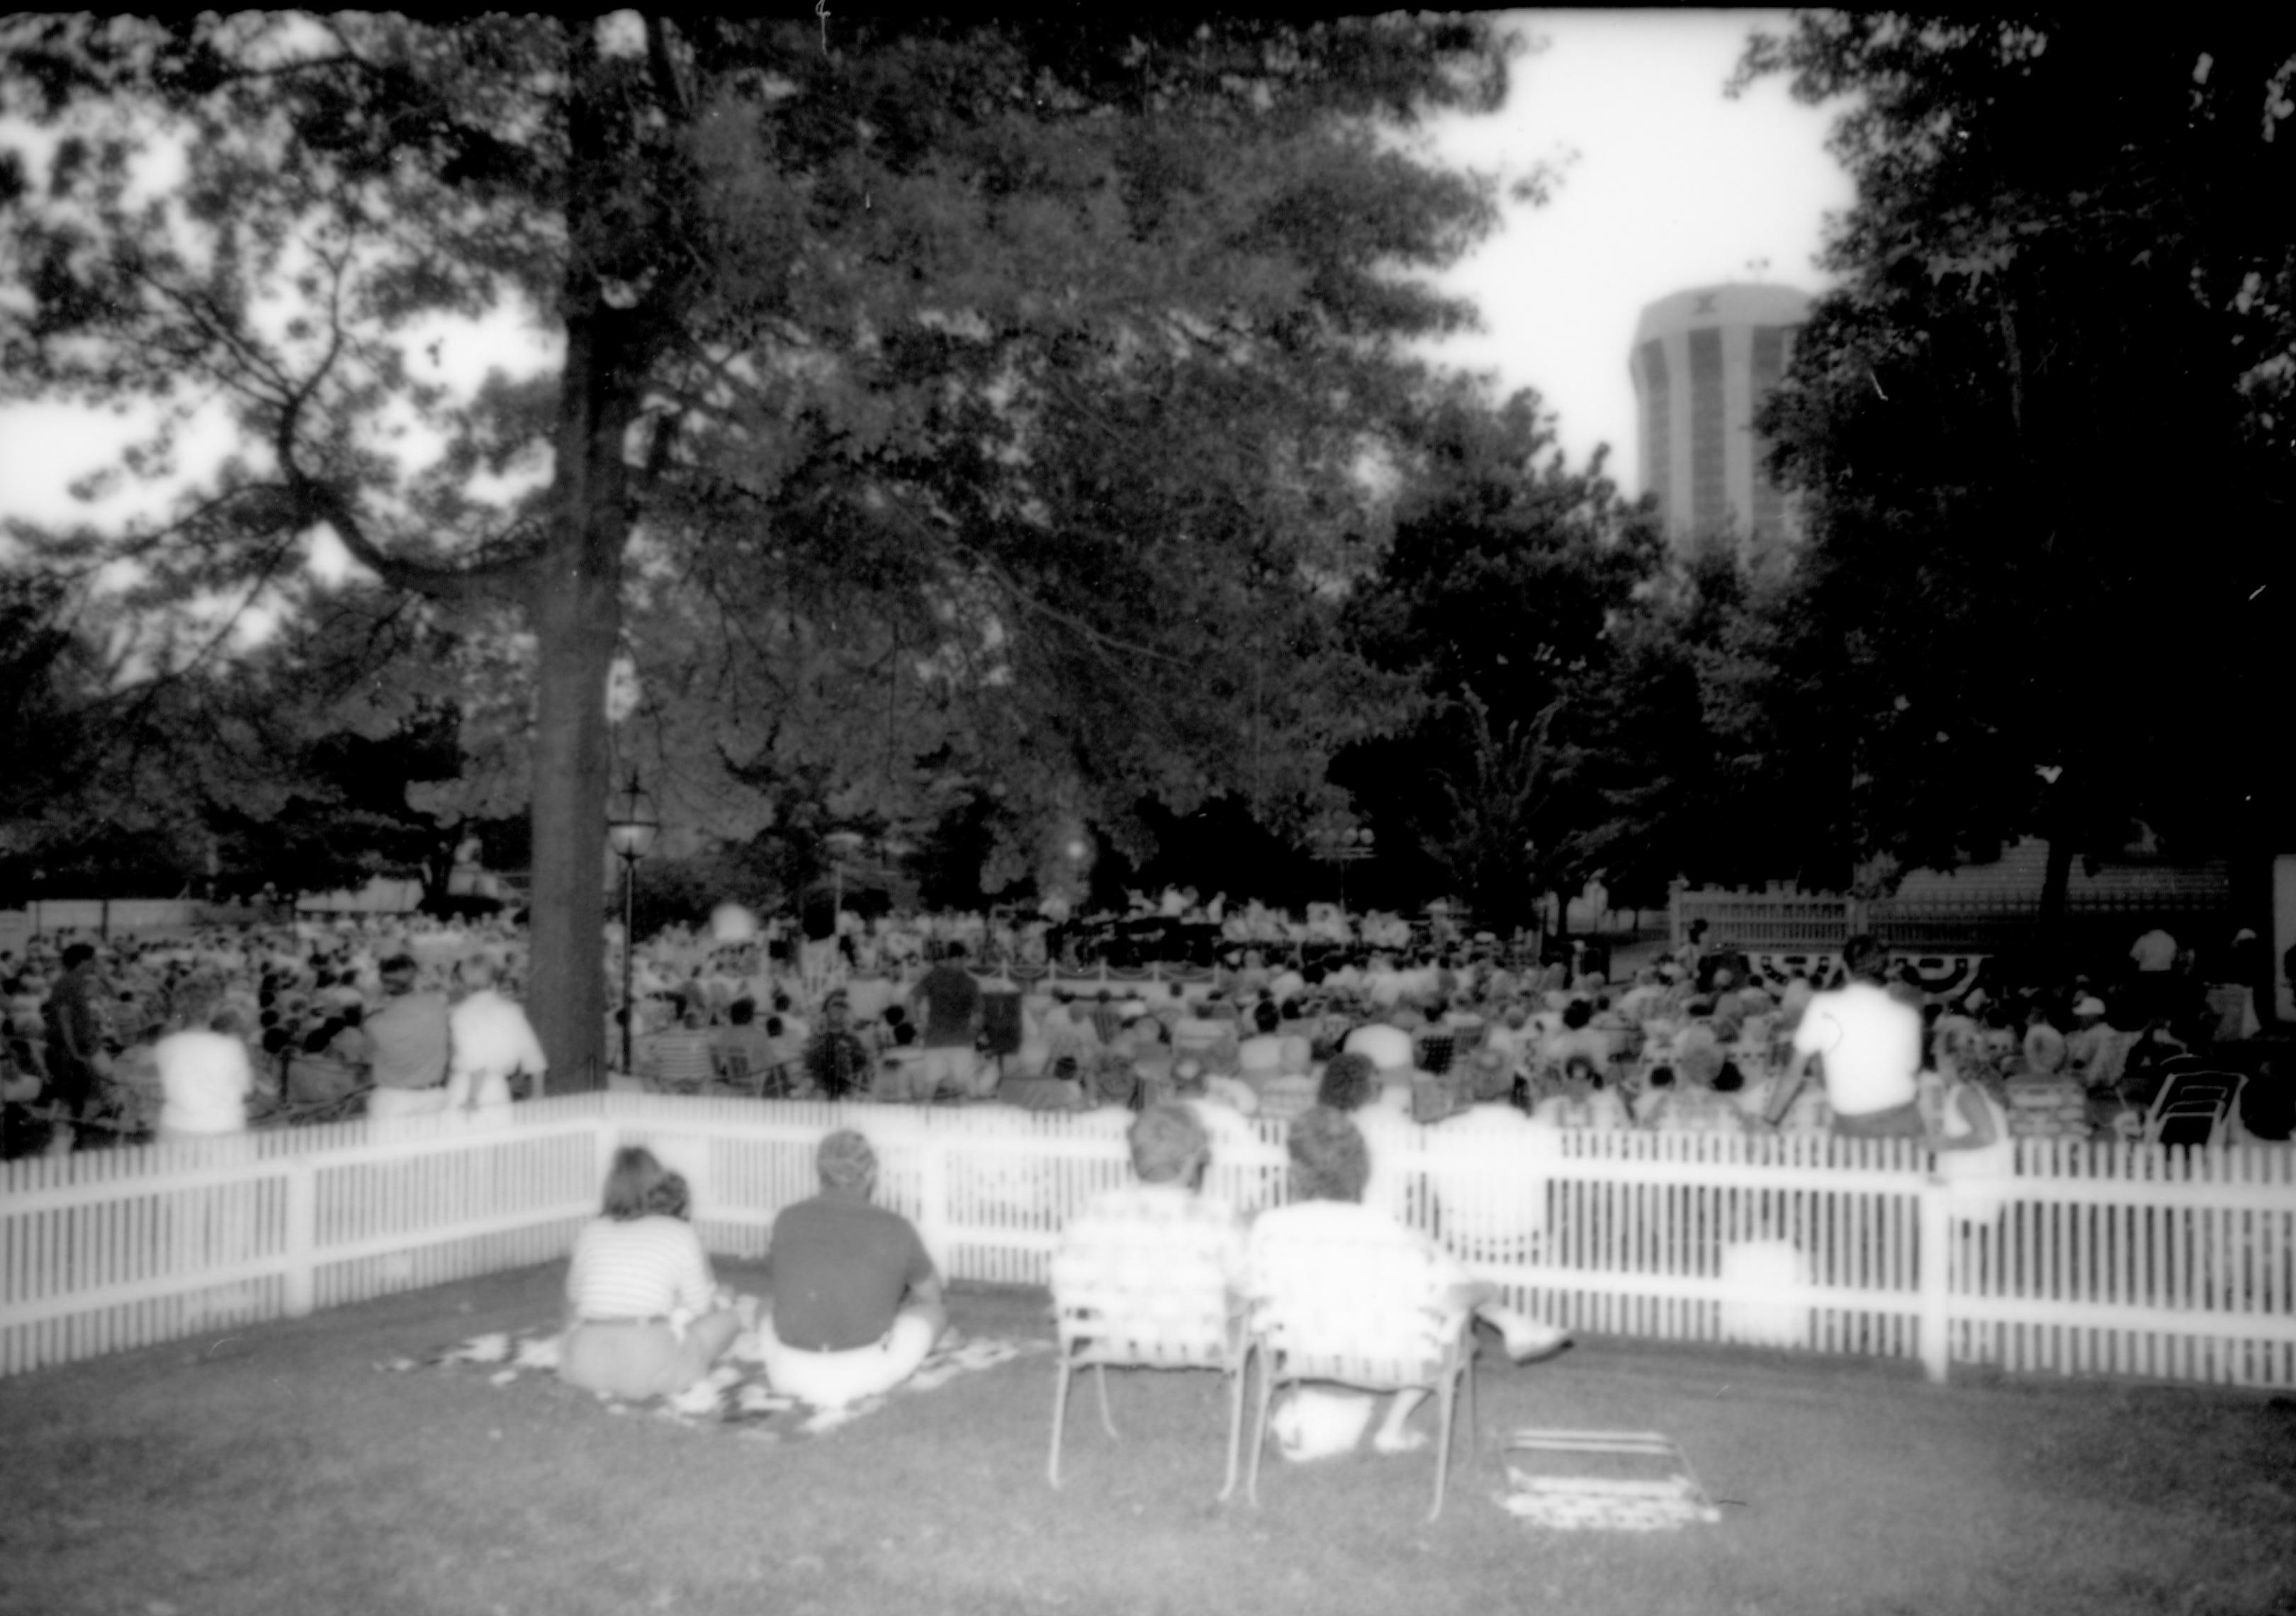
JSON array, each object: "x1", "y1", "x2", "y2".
[
  {"x1": 1764, "y1": 933, "x2": 1925, "y2": 1139},
  {"x1": 2128, "y1": 924, "x2": 2180, "y2": 1026}
]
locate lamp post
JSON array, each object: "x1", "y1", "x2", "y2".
[
  {"x1": 606, "y1": 769, "x2": 658, "y2": 1076},
  {"x1": 1316, "y1": 826, "x2": 1375, "y2": 916},
  {"x1": 823, "y1": 829, "x2": 865, "y2": 936}
]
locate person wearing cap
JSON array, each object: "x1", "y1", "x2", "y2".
[
  {"x1": 1765, "y1": 934, "x2": 1925, "y2": 1138},
  {"x1": 757, "y1": 1129, "x2": 945, "y2": 1407},
  {"x1": 364, "y1": 953, "x2": 453, "y2": 1127},
  {"x1": 2065, "y1": 994, "x2": 2129, "y2": 1100}
]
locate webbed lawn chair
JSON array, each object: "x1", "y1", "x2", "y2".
[
  {"x1": 1243, "y1": 1229, "x2": 1479, "y2": 1522},
  {"x1": 1048, "y1": 1213, "x2": 1249, "y2": 1496}
]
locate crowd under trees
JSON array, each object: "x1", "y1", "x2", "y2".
[{"x1": 3, "y1": 13, "x2": 2290, "y2": 1081}]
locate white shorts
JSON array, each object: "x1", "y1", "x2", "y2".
[
  {"x1": 758, "y1": 1311, "x2": 939, "y2": 1408},
  {"x1": 906, "y1": 1046, "x2": 984, "y2": 1101},
  {"x1": 366, "y1": 1086, "x2": 452, "y2": 1126}
]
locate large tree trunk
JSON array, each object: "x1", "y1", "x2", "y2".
[
  {"x1": 525, "y1": 509, "x2": 620, "y2": 1089},
  {"x1": 524, "y1": 33, "x2": 650, "y2": 1092}
]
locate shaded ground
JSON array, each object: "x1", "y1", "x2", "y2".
[{"x1": 4, "y1": 1262, "x2": 2294, "y2": 1616}]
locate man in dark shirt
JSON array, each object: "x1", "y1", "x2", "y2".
[
  {"x1": 42, "y1": 943, "x2": 109, "y2": 1122},
  {"x1": 908, "y1": 942, "x2": 982, "y2": 1101},
  {"x1": 801, "y1": 989, "x2": 875, "y2": 1100},
  {"x1": 758, "y1": 1129, "x2": 945, "y2": 1406},
  {"x1": 363, "y1": 953, "x2": 451, "y2": 1126}
]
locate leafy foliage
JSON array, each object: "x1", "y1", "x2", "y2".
[
  {"x1": 1336, "y1": 388, "x2": 1673, "y2": 928},
  {"x1": 0, "y1": 15, "x2": 1524, "y2": 1077},
  {"x1": 1732, "y1": 14, "x2": 2296, "y2": 890}
]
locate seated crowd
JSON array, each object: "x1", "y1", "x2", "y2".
[
  {"x1": 622, "y1": 923, "x2": 2282, "y2": 1159},
  {"x1": 1, "y1": 916, "x2": 550, "y2": 1155},
  {"x1": 4, "y1": 900, "x2": 2281, "y2": 1159}
]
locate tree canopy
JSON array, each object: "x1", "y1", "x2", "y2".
[
  {"x1": 1, "y1": 14, "x2": 1524, "y2": 1074},
  {"x1": 1731, "y1": 14, "x2": 2296, "y2": 907},
  {"x1": 1334, "y1": 387, "x2": 1675, "y2": 929}
]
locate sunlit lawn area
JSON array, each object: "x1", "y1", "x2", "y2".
[{"x1": 4, "y1": 1262, "x2": 2293, "y2": 1616}]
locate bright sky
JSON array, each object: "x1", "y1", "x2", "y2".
[
  {"x1": 1423, "y1": 11, "x2": 1855, "y2": 492},
  {"x1": 0, "y1": 11, "x2": 1853, "y2": 529}
]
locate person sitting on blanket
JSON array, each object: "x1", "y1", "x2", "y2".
[
  {"x1": 757, "y1": 1129, "x2": 947, "y2": 1408},
  {"x1": 1247, "y1": 1106, "x2": 1571, "y2": 1461},
  {"x1": 559, "y1": 1148, "x2": 742, "y2": 1401}
]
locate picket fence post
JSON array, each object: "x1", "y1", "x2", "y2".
[
  {"x1": 595, "y1": 1111, "x2": 621, "y2": 1199},
  {"x1": 1917, "y1": 1170, "x2": 1952, "y2": 1384},
  {"x1": 281, "y1": 1158, "x2": 317, "y2": 1318},
  {"x1": 917, "y1": 1126, "x2": 952, "y2": 1276}
]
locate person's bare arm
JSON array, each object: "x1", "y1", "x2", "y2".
[
  {"x1": 1764, "y1": 1049, "x2": 1815, "y2": 1128},
  {"x1": 1931, "y1": 1084, "x2": 1999, "y2": 1152},
  {"x1": 905, "y1": 1270, "x2": 948, "y2": 1343}
]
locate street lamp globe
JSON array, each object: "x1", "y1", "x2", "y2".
[
  {"x1": 604, "y1": 768, "x2": 658, "y2": 1076},
  {"x1": 606, "y1": 770, "x2": 658, "y2": 862}
]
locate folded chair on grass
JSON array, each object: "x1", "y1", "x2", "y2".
[
  {"x1": 1047, "y1": 1226, "x2": 1249, "y2": 1496},
  {"x1": 1243, "y1": 1234, "x2": 1480, "y2": 1522}
]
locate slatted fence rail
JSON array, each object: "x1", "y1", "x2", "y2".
[{"x1": 6, "y1": 1098, "x2": 2294, "y2": 1390}]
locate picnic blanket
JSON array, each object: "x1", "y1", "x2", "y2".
[{"x1": 383, "y1": 1308, "x2": 1049, "y2": 1442}]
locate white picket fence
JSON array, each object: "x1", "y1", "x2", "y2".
[{"x1": 5, "y1": 1096, "x2": 2294, "y2": 1390}]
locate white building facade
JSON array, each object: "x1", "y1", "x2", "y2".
[{"x1": 1630, "y1": 283, "x2": 1811, "y2": 561}]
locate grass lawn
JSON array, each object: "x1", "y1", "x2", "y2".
[{"x1": 4, "y1": 1264, "x2": 2293, "y2": 1616}]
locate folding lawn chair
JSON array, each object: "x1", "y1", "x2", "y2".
[
  {"x1": 1047, "y1": 1209, "x2": 1249, "y2": 1496},
  {"x1": 1243, "y1": 1230, "x2": 1479, "y2": 1522}
]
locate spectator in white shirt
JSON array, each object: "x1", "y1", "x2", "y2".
[
  {"x1": 448, "y1": 959, "x2": 548, "y2": 1115},
  {"x1": 155, "y1": 1009, "x2": 256, "y2": 1141}
]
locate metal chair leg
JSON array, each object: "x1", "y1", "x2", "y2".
[
  {"x1": 1217, "y1": 1350, "x2": 1248, "y2": 1502},
  {"x1": 1093, "y1": 1363, "x2": 1118, "y2": 1438},
  {"x1": 1049, "y1": 1356, "x2": 1072, "y2": 1486},
  {"x1": 1463, "y1": 1347, "x2": 1478, "y2": 1458},
  {"x1": 1429, "y1": 1371, "x2": 1453, "y2": 1522},
  {"x1": 1245, "y1": 1344, "x2": 1277, "y2": 1506}
]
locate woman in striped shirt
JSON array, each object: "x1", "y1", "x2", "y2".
[{"x1": 558, "y1": 1147, "x2": 741, "y2": 1399}]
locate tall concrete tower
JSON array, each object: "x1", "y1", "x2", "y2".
[{"x1": 1630, "y1": 284, "x2": 1811, "y2": 559}]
